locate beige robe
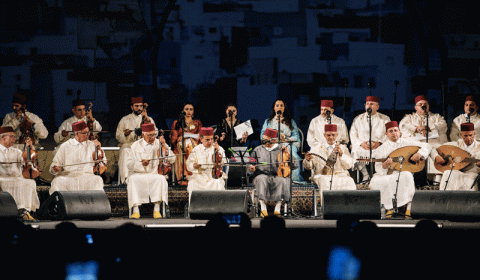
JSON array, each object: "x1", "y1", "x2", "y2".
[
  {"x1": 2, "y1": 111, "x2": 49, "y2": 150},
  {"x1": 306, "y1": 114, "x2": 349, "y2": 148},
  {"x1": 54, "y1": 116, "x2": 102, "y2": 144},
  {"x1": 450, "y1": 113, "x2": 480, "y2": 142}
]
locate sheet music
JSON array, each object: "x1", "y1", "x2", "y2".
[
  {"x1": 414, "y1": 130, "x2": 439, "y2": 140},
  {"x1": 234, "y1": 120, "x2": 253, "y2": 140},
  {"x1": 183, "y1": 132, "x2": 199, "y2": 139}
]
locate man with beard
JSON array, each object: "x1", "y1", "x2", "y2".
[{"x1": 116, "y1": 97, "x2": 157, "y2": 183}]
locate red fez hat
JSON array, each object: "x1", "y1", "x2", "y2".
[
  {"x1": 461, "y1": 123, "x2": 474, "y2": 132},
  {"x1": 72, "y1": 121, "x2": 87, "y2": 132},
  {"x1": 321, "y1": 100, "x2": 334, "y2": 108},
  {"x1": 324, "y1": 124, "x2": 337, "y2": 132},
  {"x1": 199, "y1": 127, "x2": 214, "y2": 136},
  {"x1": 131, "y1": 97, "x2": 143, "y2": 104},
  {"x1": 0, "y1": 126, "x2": 15, "y2": 134},
  {"x1": 385, "y1": 121, "x2": 399, "y2": 131},
  {"x1": 142, "y1": 123, "x2": 155, "y2": 132},
  {"x1": 264, "y1": 128, "x2": 278, "y2": 138},
  {"x1": 366, "y1": 96, "x2": 379, "y2": 103},
  {"x1": 12, "y1": 93, "x2": 27, "y2": 105},
  {"x1": 415, "y1": 95, "x2": 428, "y2": 104},
  {"x1": 72, "y1": 99, "x2": 85, "y2": 108}
]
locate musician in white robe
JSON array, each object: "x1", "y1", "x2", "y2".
[
  {"x1": 450, "y1": 96, "x2": 480, "y2": 142},
  {"x1": 2, "y1": 93, "x2": 49, "y2": 150},
  {"x1": 54, "y1": 99, "x2": 102, "y2": 145},
  {"x1": 306, "y1": 100, "x2": 349, "y2": 148},
  {"x1": 370, "y1": 121, "x2": 432, "y2": 218},
  {"x1": 116, "y1": 97, "x2": 156, "y2": 184},
  {"x1": 432, "y1": 123, "x2": 480, "y2": 191},
  {"x1": 350, "y1": 96, "x2": 391, "y2": 182},
  {"x1": 399, "y1": 95, "x2": 448, "y2": 183},
  {"x1": 248, "y1": 128, "x2": 297, "y2": 217},
  {"x1": 49, "y1": 121, "x2": 105, "y2": 194},
  {"x1": 125, "y1": 123, "x2": 174, "y2": 219},
  {"x1": 0, "y1": 126, "x2": 39, "y2": 220},
  {"x1": 186, "y1": 127, "x2": 226, "y2": 196},
  {"x1": 304, "y1": 124, "x2": 356, "y2": 203}
]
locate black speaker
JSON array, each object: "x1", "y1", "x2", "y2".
[
  {"x1": 322, "y1": 190, "x2": 381, "y2": 219},
  {"x1": 189, "y1": 190, "x2": 253, "y2": 220},
  {"x1": 411, "y1": 190, "x2": 480, "y2": 221},
  {"x1": 38, "y1": 191, "x2": 111, "y2": 220},
  {"x1": 0, "y1": 192, "x2": 18, "y2": 218},
  {"x1": 226, "y1": 165, "x2": 248, "y2": 189}
]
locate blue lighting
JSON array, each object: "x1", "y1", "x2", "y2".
[
  {"x1": 65, "y1": 260, "x2": 99, "y2": 280},
  {"x1": 327, "y1": 245, "x2": 361, "y2": 280}
]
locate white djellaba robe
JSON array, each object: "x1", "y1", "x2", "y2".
[
  {"x1": 430, "y1": 139, "x2": 480, "y2": 191},
  {"x1": 399, "y1": 112, "x2": 448, "y2": 175},
  {"x1": 115, "y1": 113, "x2": 156, "y2": 184},
  {"x1": 303, "y1": 143, "x2": 356, "y2": 202},
  {"x1": 125, "y1": 138, "x2": 174, "y2": 209},
  {"x1": 0, "y1": 144, "x2": 40, "y2": 211},
  {"x1": 186, "y1": 144, "x2": 227, "y2": 196},
  {"x1": 49, "y1": 138, "x2": 105, "y2": 194},
  {"x1": 2, "y1": 111, "x2": 49, "y2": 150},
  {"x1": 54, "y1": 116, "x2": 102, "y2": 144},
  {"x1": 349, "y1": 112, "x2": 391, "y2": 169},
  {"x1": 369, "y1": 138, "x2": 431, "y2": 209},
  {"x1": 306, "y1": 114, "x2": 349, "y2": 148},
  {"x1": 450, "y1": 113, "x2": 480, "y2": 142}
]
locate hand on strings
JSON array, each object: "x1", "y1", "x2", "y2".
[
  {"x1": 435, "y1": 155, "x2": 446, "y2": 164},
  {"x1": 86, "y1": 109, "x2": 94, "y2": 121},
  {"x1": 53, "y1": 165, "x2": 62, "y2": 173},
  {"x1": 382, "y1": 157, "x2": 393, "y2": 169},
  {"x1": 25, "y1": 137, "x2": 34, "y2": 148},
  {"x1": 304, "y1": 151, "x2": 313, "y2": 161},
  {"x1": 159, "y1": 135, "x2": 166, "y2": 145},
  {"x1": 410, "y1": 152, "x2": 421, "y2": 162},
  {"x1": 93, "y1": 139, "x2": 101, "y2": 149},
  {"x1": 124, "y1": 129, "x2": 132, "y2": 137},
  {"x1": 62, "y1": 130, "x2": 69, "y2": 137}
]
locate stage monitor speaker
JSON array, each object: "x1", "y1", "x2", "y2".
[
  {"x1": 0, "y1": 192, "x2": 18, "y2": 218},
  {"x1": 38, "y1": 191, "x2": 111, "y2": 220},
  {"x1": 189, "y1": 190, "x2": 253, "y2": 220},
  {"x1": 322, "y1": 190, "x2": 381, "y2": 220},
  {"x1": 411, "y1": 190, "x2": 480, "y2": 221}
]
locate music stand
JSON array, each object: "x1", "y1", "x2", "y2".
[{"x1": 228, "y1": 147, "x2": 251, "y2": 189}]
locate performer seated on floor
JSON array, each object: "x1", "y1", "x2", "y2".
[
  {"x1": 304, "y1": 124, "x2": 356, "y2": 204},
  {"x1": 432, "y1": 123, "x2": 480, "y2": 191},
  {"x1": 0, "y1": 126, "x2": 40, "y2": 220},
  {"x1": 248, "y1": 128, "x2": 297, "y2": 218},
  {"x1": 125, "y1": 123, "x2": 175, "y2": 219},
  {"x1": 49, "y1": 121, "x2": 106, "y2": 194},
  {"x1": 186, "y1": 127, "x2": 227, "y2": 197},
  {"x1": 369, "y1": 121, "x2": 431, "y2": 218}
]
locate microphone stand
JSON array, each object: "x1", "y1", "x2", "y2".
[
  {"x1": 443, "y1": 161, "x2": 456, "y2": 191},
  {"x1": 367, "y1": 108, "x2": 373, "y2": 181},
  {"x1": 228, "y1": 147, "x2": 252, "y2": 189},
  {"x1": 423, "y1": 106, "x2": 431, "y2": 186},
  {"x1": 228, "y1": 111, "x2": 234, "y2": 151},
  {"x1": 178, "y1": 112, "x2": 187, "y2": 184},
  {"x1": 392, "y1": 80, "x2": 399, "y2": 120},
  {"x1": 392, "y1": 156, "x2": 405, "y2": 218}
]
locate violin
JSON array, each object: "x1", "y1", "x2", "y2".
[
  {"x1": 86, "y1": 102, "x2": 95, "y2": 131},
  {"x1": 18, "y1": 108, "x2": 36, "y2": 145},
  {"x1": 157, "y1": 130, "x2": 172, "y2": 176},
  {"x1": 22, "y1": 137, "x2": 41, "y2": 179},
  {"x1": 212, "y1": 135, "x2": 223, "y2": 179},
  {"x1": 277, "y1": 146, "x2": 291, "y2": 178},
  {"x1": 141, "y1": 103, "x2": 150, "y2": 124},
  {"x1": 90, "y1": 134, "x2": 107, "y2": 175}
]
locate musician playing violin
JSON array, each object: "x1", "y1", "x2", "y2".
[
  {"x1": 125, "y1": 123, "x2": 174, "y2": 219},
  {"x1": 248, "y1": 128, "x2": 297, "y2": 218},
  {"x1": 186, "y1": 127, "x2": 226, "y2": 197},
  {"x1": 0, "y1": 126, "x2": 40, "y2": 220},
  {"x1": 431, "y1": 123, "x2": 480, "y2": 191},
  {"x1": 2, "y1": 93, "x2": 48, "y2": 151},
  {"x1": 49, "y1": 121, "x2": 106, "y2": 195},
  {"x1": 304, "y1": 124, "x2": 356, "y2": 204},
  {"x1": 369, "y1": 121, "x2": 431, "y2": 218}
]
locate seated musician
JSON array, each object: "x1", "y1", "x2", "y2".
[
  {"x1": 306, "y1": 100, "x2": 349, "y2": 148},
  {"x1": 369, "y1": 121, "x2": 431, "y2": 218},
  {"x1": 116, "y1": 97, "x2": 157, "y2": 184},
  {"x1": 125, "y1": 123, "x2": 174, "y2": 219},
  {"x1": 49, "y1": 121, "x2": 106, "y2": 194},
  {"x1": 432, "y1": 123, "x2": 480, "y2": 191},
  {"x1": 0, "y1": 126, "x2": 40, "y2": 220},
  {"x1": 248, "y1": 128, "x2": 297, "y2": 218},
  {"x1": 304, "y1": 124, "x2": 356, "y2": 203},
  {"x1": 186, "y1": 127, "x2": 226, "y2": 196},
  {"x1": 2, "y1": 93, "x2": 49, "y2": 151},
  {"x1": 399, "y1": 95, "x2": 448, "y2": 184},
  {"x1": 54, "y1": 99, "x2": 103, "y2": 145},
  {"x1": 450, "y1": 96, "x2": 480, "y2": 142}
]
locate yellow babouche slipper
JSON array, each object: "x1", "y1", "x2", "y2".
[
  {"x1": 153, "y1": 211, "x2": 162, "y2": 219},
  {"x1": 130, "y1": 212, "x2": 140, "y2": 219},
  {"x1": 273, "y1": 211, "x2": 281, "y2": 217},
  {"x1": 260, "y1": 210, "x2": 268, "y2": 218}
]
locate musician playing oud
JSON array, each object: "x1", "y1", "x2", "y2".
[
  {"x1": 304, "y1": 124, "x2": 356, "y2": 203},
  {"x1": 248, "y1": 128, "x2": 297, "y2": 217},
  {"x1": 125, "y1": 123, "x2": 174, "y2": 219},
  {"x1": 432, "y1": 123, "x2": 480, "y2": 191},
  {"x1": 2, "y1": 93, "x2": 49, "y2": 151},
  {"x1": 369, "y1": 121, "x2": 431, "y2": 218},
  {"x1": 49, "y1": 121, "x2": 106, "y2": 194},
  {"x1": 0, "y1": 126, "x2": 40, "y2": 220}
]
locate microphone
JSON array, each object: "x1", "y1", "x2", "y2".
[
  {"x1": 469, "y1": 108, "x2": 475, "y2": 114},
  {"x1": 228, "y1": 110, "x2": 233, "y2": 117},
  {"x1": 276, "y1": 110, "x2": 282, "y2": 115},
  {"x1": 394, "y1": 80, "x2": 399, "y2": 86},
  {"x1": 421, "y1": 105, "x2": 427, "y2": 112},
  {"x1": 367, "y1": 108, "x2": 372, "y2": 115}
]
